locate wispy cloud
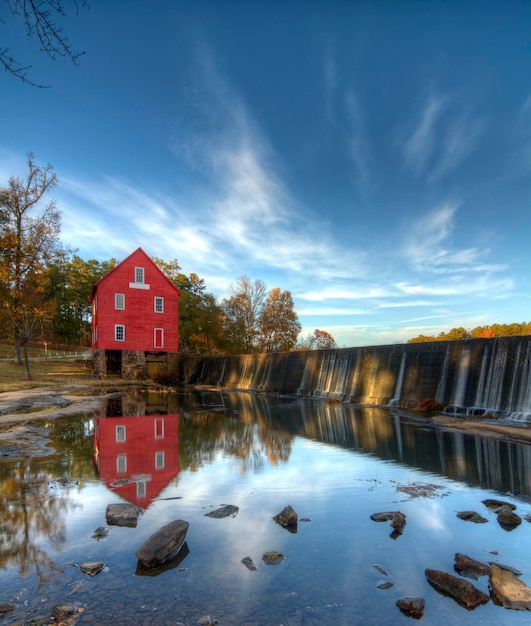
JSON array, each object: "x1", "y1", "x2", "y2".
[
  {"x1": 403, "y1": 95, "x2": 446, "y2": 175},
  {"x1": 344, "y1": 89, "x2": 371, "y2": 192}
]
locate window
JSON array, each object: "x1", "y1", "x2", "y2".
[
  {"x1": 115, "y1": 293, "x2": 125, "y2": 310},
  {"x1": 116, "y1": 425, "x2": 126, "y2": 442},
  {"x1": 115, "y1": 325, "x2": 125, "y2": 341},
  {"x1": 154, "y1": 328, "x2": 164, "y2": 349},
  {"x1": 136, "y1": 481, "x2": 146, "y2": 498},
  {"x1": 154, "y1": 417, "x2": 165, "y2": 439},
  {"x1": 135, "y1": 267, "x2": 144, "y2": 283},
  {"x1": 155, "y1": 451, "x2": 165, "y2": 469},
  {"x1": 154, "y1": 296, "x2": 164, "y2": 313},
  {"x1": 116, "y1": 454, "x2": 127, "y2": 473}
]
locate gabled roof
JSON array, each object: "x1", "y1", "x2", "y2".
[{"x1": 89, "y1": 247, "x2": 181, "y2": 302}]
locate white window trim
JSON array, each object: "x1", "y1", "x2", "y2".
[
  {"x1": 116, "y1": 425, "x2": 126, "y2": 442},
  {"x1": 154, "y1": 328, "x2": 164, "y2": 349},
  {"x1": 154, "y1": 296, "x2": 164, "y2": 313},
  {"x1": 135, "y1": 266, "x2": 144, "y2": 283},
  {"x1": 155, "y1": 451, "x2": 165, "y2": 469},
  {"x1": 115, "y1": 293, "x2": 125, "y2": 310},
  {"x1": 115, "y1": 324, "x2": 125, "y2": 342},
  {"x1": 116, "y1": 454, "x2": 127, "y2": 474},
  {"x1": 154, "y1": 417, "x2": 165, "y2": 439}
]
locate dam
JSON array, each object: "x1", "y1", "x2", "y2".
[{"x1": 170, "y1": 336, "x2": 531, "y2": 421}]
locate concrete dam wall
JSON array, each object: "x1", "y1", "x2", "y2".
[{"x1": 171, "y1": 336, "x2": 531, "y2": 420}]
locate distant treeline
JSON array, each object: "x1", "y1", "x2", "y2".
[{"x1": 407, "y1": 322, "x2": 531, "y2": 344}]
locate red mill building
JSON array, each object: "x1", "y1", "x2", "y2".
[{"x1": 89, "y1": 247, "x2": 180, "y2": 379}]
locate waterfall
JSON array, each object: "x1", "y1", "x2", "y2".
[{"x1": 178, "y1": 336, "x2": 531, "y2": 420}]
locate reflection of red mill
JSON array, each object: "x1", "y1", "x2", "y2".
[
  {"x1": 172, "y1": 337, "x2": 531, "y2": 421},
  {"x1": 94, "y1": 414, "x2": 180, "y2": 509}
]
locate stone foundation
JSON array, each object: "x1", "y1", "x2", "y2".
[
  {"x1": 93, "y1": 349, "x2": 107, "y2": 379},
  {"x1": 122, "y1": 350, "x2": 147, "y2": 380}
]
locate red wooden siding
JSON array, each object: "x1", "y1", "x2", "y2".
[
  {"x1": 94, "y1": 413, "x2": 180, "y2": 508},
  {"x1": 90, "y1": 247, "x2": 180, "y2": 352}
]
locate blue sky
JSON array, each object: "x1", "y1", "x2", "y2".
[{"x1": 1, "y1": 0, "x2": 530, "y2": 347}]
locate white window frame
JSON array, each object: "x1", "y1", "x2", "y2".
[
  {"x1": 116, "y1": 425, "x2": 126, "y2": 442},
  {"x1": 154, "y1": 296, "x2": 164, "y2": 313},
  {"x1": 154, "y1": 417, "x2": 165, "y2": 439},
  {"x1": 155, "y1": 451, "x2": 165, "y2": 469},
  {"x1": 116, "y1": 454, "x2": 127, "y2": 474},
  {"x1": 136, "y1": 481, "x2": 146, "y2": 498},
  {"x1": 154, "y1": 328, "x2": 164, "y2": 349},
  {"x1": 115, "y1": 325, "x2": 125, "y2": 342},
  {"x1": 135, "y1": 266, "x2": 144, "y2": 284},
  {"x1": 115, "y1": 293, "x2": 125, "y2": 310}
]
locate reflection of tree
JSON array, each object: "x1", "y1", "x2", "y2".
[
  {"x1": 46, "y1": 415, "x2": 97, "y2": 480},
  {"x1": 0, "y1": 463, "x2": 73, "y2": 589}
]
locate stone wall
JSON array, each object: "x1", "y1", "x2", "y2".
[
  {"x1": 92, "y1": 349, "x2": 107, "y2": 379},
  {"x1": 122, "y1": 350, "x2": 147, "y2": 380}
]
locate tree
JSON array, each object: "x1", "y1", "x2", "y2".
[
  {"x1": 1, "y1": 0, "x2": 88, "y2": 87},
  {"x1": 0, "y1": 153, "x2": 63, "y2": 377},
  {"x1": 222, "y1": 276, "x2": 267, "y2": 353},
  {"x1": 257, "y1": 288, "x2": 301, "y2": 352},
  {"x1": 310, "y1": 329, "x2": 337, "y2": 350}
]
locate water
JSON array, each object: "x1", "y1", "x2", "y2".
[{"x1": 1, "y1": 389, "x2": 531, "y2": 625}]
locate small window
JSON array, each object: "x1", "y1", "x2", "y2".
[
  {"x1": 116, "y1": 454, "x2": 127, "y2": 473},
  {"x1": 115, "y1": 325, "x2": 125, "y2": 341},
  {"x1": 115, "y1": 293, "x2": 125, "y2": 310},
  {"x1": 136, "y1": 481, "x2": 146, "y2": 498},
  {"x1": 154, "y1": 297, "x2": 164, "y2": 313},
  {"x1": 116, "y1": 425, "x2": 126, "y2": 442},
  {"x1": 135, "y1": 267, "x2": 144, "y2": 283},
  {"x1": 154, "y1": 417, "x2": 164, "y2": 439},
  {"x1": 155, "y1": 451, "x2": 165, "y2": 469}
]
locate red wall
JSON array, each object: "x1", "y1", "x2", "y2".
[{"x1": 91, "y1": 248, "x2": 180, "y2": 352}]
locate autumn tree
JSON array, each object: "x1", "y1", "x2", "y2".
[
  {"x1": 222, "y1": 276, "x2": 267, "y2": 353},
  {"x1": 0, "y1": 153, "x2": 63, "y2": 377},
  {"x1": 257, "y1": 288, "x2": 301, "y2": 352},
  {"x1": 1, "y1": 0, "x2": 88, "y2": 87}
]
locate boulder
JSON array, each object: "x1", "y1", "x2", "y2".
[
  {"x1": 425, "y1": 568, "x2": 490, "y2": 609},
  {"x1": 489, "y1": 563, "x2": 531, "y2": 610},
  {"x1": 106, "y1": 503, "x2": 143, "y2": 527},
  {"x1": 135, "y1": 519, "x2": 189, "y2": 568},
  {"x1": 396, "y1": 597, "x2": 425, "y2": 618},
  {"x1": 454, "y1": 553, "x2": 490, "y2": 580},
  {"x1": 273, "y1": 505, "x2": 298, "y2": 527},
  {"x1": 496, "y1": 508, "x2": 522, "y2": 531},
  {"x1": 262, "y1": 551, "x2": 285, "y2": 565}
]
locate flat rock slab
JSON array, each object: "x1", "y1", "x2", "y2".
[
  {"x1": 425, "y1": 568, "x2": 490, "y2": 609},
  {"x1": 454, "y1": 553, "x2": 490, "y2": 580},
  {"x1": 204, "y1": 504, "x2": 239, "y2": 519},
  {"x1": 489, "y1": 563, "x2": 531, "y2": 610},
  {"x1": 135, "y1": 519, "x2": 189, "y2": 568},
  {"x1": 106, "y1": 503, "x2": 143, "y2": 527}
]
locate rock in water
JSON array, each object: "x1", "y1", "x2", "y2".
[
  {"x1": 497, "y1": 508, "x2": 522, "y2": 531},
  {"x1": 456, "y1": 510, "x2": 488, "y2": 523},
  {"x1": 106, "y1": 503, "x2": 143, "y2": 527},
  {"x1": 135, "y1": 519, "x2": 189, "y2": 568},
  {"x1": 425, "y1": 568, "x2": 490, "y2": 609},
  {"x1": 79, "y1": 561, "x2": 105, "y2": 576},
  {"x1": 396, "y1": 597, "x2": 425, "y2": 618},
  {"x1": 241, "y1": 556, "x2": 257, "y2": 571},
  {"x1": 204, "y1": 504, "x2": 239, "y2": 518},
  {"x1": 489, "y1": 563, "x2": 531, "y2": 610},
  {"x1": 482, "y1": 499, "x2": 517, "y2": 511},
  {"x1": 262, "y1": 551, "x2": 285, "y2": 565},
  {"x1": 454, "y1": 553, "x2": 490, "y2": 580},
  {"x1": 273, "y1": 505, "x2": 298, "y2": 527},
  {"x1": 370, "y1": 511, "x2": 406, "y2": 536}
]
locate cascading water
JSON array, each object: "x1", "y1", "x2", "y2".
[{"x1": 179, "y1": 336, "x2": 531, "y2": 422}]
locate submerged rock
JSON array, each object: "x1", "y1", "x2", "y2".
[
  {"x1": 135, "y1": 519, "x2": 189, "y2": 568},
  {"x1": 262, "y1": 551, "x2": 285, "y2": 565},
  {"x1": 204, "y1": 504, "x2": 239, "y2": 519},
  {"x1": 454, "y1": 553, "x2": 490, "y2": 580},
  {"x1": 0, "y1": 603, "x2": 16, "y2": 616},
  {"x1": 273, "y1": 505, "x2": 298, "y2": 527},
  {"x1": 241, "y1": 556, "x2": 257, "y2": 571},
  {"x1": 91, "y1": 526, "x2": 109, "y2": 540},
  {"x1": 106, "y1": 503, "x2": 143, "y2": 527},
  {"x1": 456, "y1": 510, "x2": 488, "y2": 523},
  {"x1": 370, "y1": 511, "x2": 406, "y2": 537},
  {"x1": 489, "y1": 563, "x2": 531, "y2": 610},
  {"x1": 425, "y1": 568, "x2": 490, "y2": 609},
  {"x1": 396, "y1": 597, "x2": 425, "y2": 619},
  {"x1": 135, "y1": 542, "x2": 189, "y2": 577}
]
